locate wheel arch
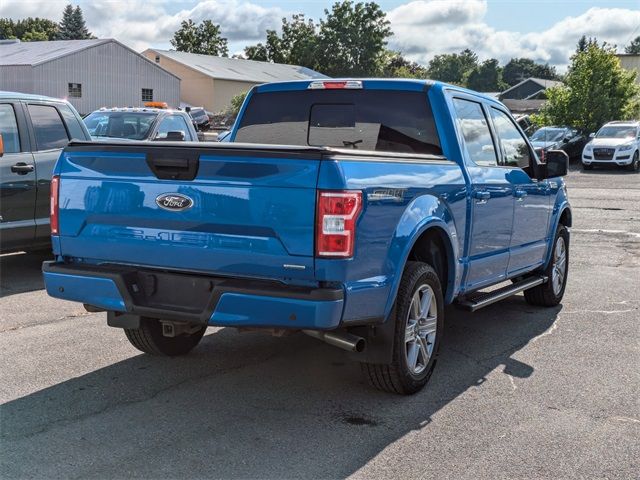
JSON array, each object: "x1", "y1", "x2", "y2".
[{"x1": 383, "y1": 218, "x2": 459, "y2": 318}]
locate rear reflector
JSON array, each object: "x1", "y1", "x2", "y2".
[
  {"x1": 308, "y1": 80, "x2": 363, "y2": 90},
  {"x1": 316, "y1": 190, "x2": 362, "y2": 258},
  {"x1": 50, "y1": 175, "x2": 60, "y2": 235}
]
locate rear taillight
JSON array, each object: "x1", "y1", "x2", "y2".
[
  {"x1": 50, "y1": 175, "x2": 60, "y2": 235},
  {"x1": 316, "y1": 190, "x2": 362, "y2": 258}
]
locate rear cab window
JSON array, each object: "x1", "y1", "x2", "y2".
[
  {"x1": 235, "y1": 89, "x2": 442, "y2": 155},
  {"x1": 451, "y1": 98, "x2": 497, "y2": 166},
  {"x1": 27, "y1": 104, "x2": 70, "y2": 151}
]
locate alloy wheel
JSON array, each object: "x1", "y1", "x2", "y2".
[{"x1": 404, "y1": 284, "x2": 438, "y2": 375}]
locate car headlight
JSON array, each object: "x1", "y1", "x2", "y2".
[
  {"x1": 618, "y1": 143, "x2": 634, "y2": 151},
  {"x1": 584, "y1": 143, "x2": 593, "y2": 152}
]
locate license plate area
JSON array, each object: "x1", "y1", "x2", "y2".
[{"x1": 125, "y1": 270, "x2": 216, "y2": 314}]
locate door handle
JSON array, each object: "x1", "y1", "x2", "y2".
[
  {"x1": 11, "y1": 163, "x2": 34, "y2": 175},
  {"x1": 514, "y1": 189, "x2": 527, "y2": 200},
  {"x1": 473, "y1": 190, "x2": 491, "y2": 204}
]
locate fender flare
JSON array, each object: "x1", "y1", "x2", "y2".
[
  {"x1": 382, "y1": 207, "x2": 460, "y2": 319},
  {"x1": 544, "y1": 201, "x2": 572, "y2": 268}
]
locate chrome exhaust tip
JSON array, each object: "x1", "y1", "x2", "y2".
[{"x1": 303, "y1": 329, "x2": 366, "y2": 353}]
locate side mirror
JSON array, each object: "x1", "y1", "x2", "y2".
[
  {"x1": 589, "y1": 132, "x2": 595, "y2": 138},
  {"x1": 540, "y1": 150, "x2": 568, "y2": 178},
  {"x1": 563, "y1": 136, "x2": 571, "y2": 143},
  {"x1": 0, "y1": 133, "x2": 4, "y2": 157}
]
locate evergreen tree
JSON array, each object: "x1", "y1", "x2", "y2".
[{"x1": 57, "y1": 4, "x2": 92, "y2": 40}]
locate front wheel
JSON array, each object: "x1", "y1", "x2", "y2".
[
  {"x1": 582, "y1": 163, "x2": 593, "y2": 171},
  {"x1": 361, "y1": 261, "x2": 444, "y2": 395},
  {"x1": 524, "y1": 225, "x2": 569, "y2": 306},
  {"x1": 124, "y1": 317, "x2": 206, "y2": 356},
  {"x1": 626, "y1": 151, "x2": 639, "y2": 172}
]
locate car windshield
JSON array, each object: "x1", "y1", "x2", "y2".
[
  {"x1": 83, "y1": 112, "x2": 157, "y2": 140},
  {"x1": 530, "y1": 128, "x2": 566, "y2": 142},
  {"x1": 596, "y1": 126, "x2": 636, "y2": 139}
]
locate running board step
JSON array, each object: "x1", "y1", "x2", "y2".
[{"x1": 457, "y1": 275, "x2": 548, "y2": 312}]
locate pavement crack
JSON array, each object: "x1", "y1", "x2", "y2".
[{"x1": 0, "y1": 311, "x2": 93, "y2": 333}]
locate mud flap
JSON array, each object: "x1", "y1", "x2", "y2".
[{"x1": 347, "y1": 316, "x2": 395, "y2": 365}]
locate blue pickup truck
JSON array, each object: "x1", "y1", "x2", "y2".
[{"x1": 43, "y1": 79, "x2": 571, "y2": 394}]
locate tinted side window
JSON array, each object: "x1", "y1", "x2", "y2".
[
  {"x1": 57, "y1": 103, "x2": 86, "y2": 140},
  {"x1": 0, "y1": 104, "x2": 21, "y2": 153},
  {"x1": 452, "y1": 98, "x2": 497, "y2": 166},
  {"x1": 490, "y1": 108, "x2": 531, "y2": 168},
  {"x1": 28, "y1": 104, "x2": 69, "y2": 150},
  {"x1": 236, "y1": 90, "x2": 441, "y2": 155},
  {"x1": 155, "y1": 115, "x2": 191, "y2": 140}
]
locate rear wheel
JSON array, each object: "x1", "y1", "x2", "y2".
[
  {"x1": 124, "y1": 317, "x2": 206, "y2": 356},
  {"x1": 361, "y1": 261, "x2": 444, "y2": 395},
  {"x1": 524, "y1": 225, "x2": 569, "y2": 307}
]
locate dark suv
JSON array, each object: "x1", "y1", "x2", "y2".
[{"x1": 0, "y1": 91, "x2": 90, "y2": 253}]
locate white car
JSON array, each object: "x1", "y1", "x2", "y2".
[{"x1": 582, "y1": 121, "x2": 640, "y2": 171}]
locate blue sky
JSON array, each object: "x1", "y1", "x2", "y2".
[{"x1": 2, "y1": 0, "x2": 639, "y2": 69}]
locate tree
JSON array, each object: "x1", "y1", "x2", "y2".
[
  {"x1": 244, "y1": 14, "x2": 317, "y2": 67},
  {"x1": 57, "y1": 4, "x2": 92, "y2": 40},
  {"x1": 625, "y1": 36, "x2": 640, "y2": 54},
  {"x1": 427, "y1": 49, "x2": 478, "y2": 85},
  {"x1": 576, "y1": 35, "x2": 598, "y2": 53},
  {"x1": 382, "y1": 51, "x2": 428, "y2": 78},
  {"x1": 466, "y1": 58, "x2": 505, "y2": 92},
  {"x1": 502, "y1": 57, "x2": 558, "y2": 86},
  {"x1": 315, "y1": 1, "x2": 392, "y2": 76},
  {"x1": 534, "y1": 43, "x2": 640, "y2": 133},
  {"x1": 1, "y1": 17, "x2": 59, "y2": 41},
  {"x1": 171, "y1": 19, "x2": 228, "y2": 56}
]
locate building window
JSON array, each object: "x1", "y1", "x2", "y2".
[
  {"x1": 142, "y1": 88, "x2": 153, "y2": 102},
  {"x1": 155, "y1": 55, "x2": 160, "y2": 63},
  {"x1": 68, "y1": 83, "x2": 82, "y2": 98}
]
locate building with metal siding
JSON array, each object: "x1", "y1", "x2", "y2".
[
  {"x1": 0, "y1": 39, "x2": 180, "y2": 115},
  {"x1": 142, "y1": 48, "x2": 327, "y2": 113}
]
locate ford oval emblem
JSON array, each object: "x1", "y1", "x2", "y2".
[{"x1": 156, "y1": 193, "x2": 193, "y2": 211}]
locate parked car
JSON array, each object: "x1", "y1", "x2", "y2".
[
  {"x1": 530, "y1": 126, "x2": 586, "y2": 160},
  {"x1": 83, "y1": 108, "x2": 198, "y2": 142},
  {"x1": 515, "y1": 114, "x2": 535, "y2": 137},
  {"x1": 0, "y1": 91, "x2": 90, "y2": 253},
  {"x1": 186, "y1": 107, "x2": 210, "y2": 131},
  {"x1": 581, "y1": 121, "x2": 640, "y2": 171},
  {"x1": 43, "y1": 79, "x2": 571, "y2": 395}
]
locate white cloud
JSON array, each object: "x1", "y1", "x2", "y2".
[
  {"x1": 0, "y1": 0, "x2": 285, "y2": 51},
  {"x1": 1, "y1": 0, "x2": 638, "y2": 70},
  {"x1": 388, "y1": 2, "x2": 640, "y2": 70}
]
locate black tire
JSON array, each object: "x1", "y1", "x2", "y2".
[
  {"x1": 524, "y1": 225, "x2": 569, "y2": 307},
  {"x1": 361, "y1": 261, "x2": 444, "y2": 395},
  {"x1": 582, "y1": 163, "x2": 593, "y2": 171},
  {"x1": 627, "y1": 151, "x2": 639, "y2": 172},
  {"x1": 124, "y1": 317, "x2": 206, "y2": 356}
]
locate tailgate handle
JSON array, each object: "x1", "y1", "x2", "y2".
[{"x1": 146, "y1": 152, "x2": 200, "y2": 181}]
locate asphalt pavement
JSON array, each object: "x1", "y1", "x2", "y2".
[{"x1": 1, "y1": 164, "x2": 638, "y2": 479}]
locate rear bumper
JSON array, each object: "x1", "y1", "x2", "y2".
[{"x1": 42, "y1": 262, "x2": 344, "y2": 329}]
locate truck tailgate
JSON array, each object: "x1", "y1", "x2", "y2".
[{"x1": 55, "y1": 142, "x2": 323, "y2": 281}]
